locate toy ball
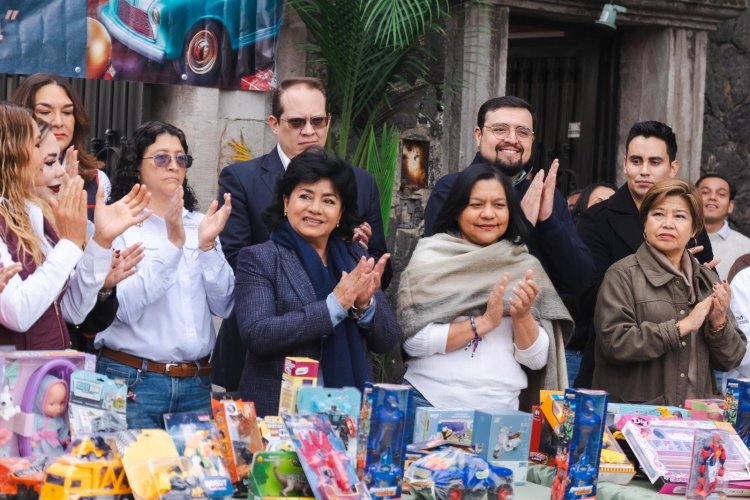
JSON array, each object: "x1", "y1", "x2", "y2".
[{"x1": 86, "y1": 17, "x2": 112, "y2": 79}]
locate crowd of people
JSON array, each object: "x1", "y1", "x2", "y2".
[{"x1": 0, "y1": 72, "x2": 746, "y2": 428}]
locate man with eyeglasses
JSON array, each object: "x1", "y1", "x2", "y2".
[
  {"x1": 423, "y1": 96, "x2": 593, "y2": 297},
  {"x1": 211, "y1": 77, "x2": 390, "y2": 392}
]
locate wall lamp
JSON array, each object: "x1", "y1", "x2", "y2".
[{"x1": 595, "y1": 4, "x2": 627, "y2": 30}]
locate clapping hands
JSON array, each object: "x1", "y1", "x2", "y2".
[{"x1": 333, "y1": 253, "x2": 390, "y2": 310}]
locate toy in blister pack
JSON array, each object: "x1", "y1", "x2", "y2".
[
  {"x1": 146, "y1": 456, "x2": 211, "y2": 500},
  {"x1": 163, "y1": 411, "x2": 233, "y2": 497},
  {"x1": 260, "y1": 415, "x2": 295, "y2": 451},
  {"x1": 211, "y1": 397, "x2": 263, "y2": 486},
  {"x1": 248, "y1": 451, "x2": 315, "y2": 500},
  {"x1": 725, "y1": 378, "x2": 750, "y2": 447},
  {"x1": 68, "y1": 370, "x2": 127, "y2": 438},
  {"x1": 296, "y1": 386, "x2": 360, "y2": 461},
  {"x1": 550, "y1": 389, "x2": 608, "y2": 500},
  {"x1": 404, "y1": 447, "x2": 513, "y2": 500},
  {"x1": 356, "y1": 383, "x2": 411, "y2": 499},
  {"x1": 282, "y1": 413, "x2": 369, "y2": 499},
  {"x1": 686, "y1": 430, "x2": 729, "y2": 500}
]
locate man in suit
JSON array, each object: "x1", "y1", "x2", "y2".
[
  {"x1": 423, "y1": 96, "x2": 593, "y2": 296},
  {"x1": 212, "y1": 77, "x2": 390, "y2": 391},
  {"x1": 575, "y1": 120, "x2": 714, "y2": 387}
]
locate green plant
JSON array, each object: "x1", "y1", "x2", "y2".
[{"x1": 360, "y1": 124, "x2": 400, "y2": 235}]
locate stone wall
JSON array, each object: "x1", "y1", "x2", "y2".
[{"x1": 703, "y1": 9, "x2": 750, "y2": 234}]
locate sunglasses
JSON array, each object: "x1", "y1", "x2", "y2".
[
  {"x1": 279, "y1": 115, "x2": 330, "y2": 129},
  {"x1": 142, "y1": 153, "x2": 193, "y2": 169}
]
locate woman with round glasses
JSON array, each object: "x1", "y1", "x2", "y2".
[
  {"x1": 12, "y1": 73, "x2": 111, "y2": 220},
  {"x1": 96, "y1": 121, "x2": 234, "y2": 428}
]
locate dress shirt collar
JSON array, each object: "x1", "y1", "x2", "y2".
[
  {"x1": 716, "y1": 219, "x2": 731, "y2": 240},
  {"x1": 277, "y1": 143, "x2": 291, "y2": 170}
]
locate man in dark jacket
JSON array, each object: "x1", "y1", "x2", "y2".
[
  {"x1": 212, "y1": 77, "x2": 390, "y2": 391},
  {"x1": 423, "y1": 96, "x2": 593, "y2": 296},
  {"x1": 575, "y1": 120, "x2": 714, "y2": 387}
]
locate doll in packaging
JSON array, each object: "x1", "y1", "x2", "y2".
[{"x1": 31, "y1": 375, "x2": 69, "y2": 457}]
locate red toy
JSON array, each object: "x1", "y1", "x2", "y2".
[{"x1": 694, "y1": 433, "x2": 727, "y2": 498}]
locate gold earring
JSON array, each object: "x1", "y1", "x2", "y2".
[{"x1": 284, "y1": 210, "x2": 287, "y2": 217}]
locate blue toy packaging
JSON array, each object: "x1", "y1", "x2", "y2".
[
  {"x1": 162, "y1": 411, "x2": 234, "y2": 497},
  {"x1": 282, "y1": 413, "x2": 368, "y2": 499},
  {"x1": 550, "y1": 389, "x2": 608, "y2": 500},
  {"x1": 470, "y1": 409, "x2": 531, "y2": 485},
  {"x1": 356, "y1": 383, "x2": 411, "y2": 498},
  {"x1": 67, "y1": 370, "x2": 127, "y2": 438},
  {"x1": 724, "y1": 378, "x2": 750, "y2": 448},
  {"x1": 412, "y1": 408, "x2": 474, "y2": 446},
  {"x1": 296, "y1": 386, "x2": 361, "y2": 462}
]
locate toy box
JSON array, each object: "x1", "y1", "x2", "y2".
[
  {"x1": 0, "y1": 350, "x2": 93, "y2": 457},
  {"x1": 283, "y1": 413, "x2": 368, "y2": 499},
  {"x1": 471, "y1": 409, "x2": 531, "y2": 485},
  {"x1": 621, "y1": 416, "x2": 750, "y2": 495},
  {"x1": 686, "y1": 429, "x2": 731, "y2": 500},
  {"x1": 296, "y1": 386, "x2": 360, "y2": 461},
  {"x1": 278, "y1": 357, "x2": 319, "y2": 415},
  {"x1": 687, "y1": 399, "x2": 725, "y2": 421},
  {"x1": 550, "y1": 389, "x2": 608, "y2": 500},
  {"x1": 356, "y1": 383, "x2": 411, "y2": 499},
  {"x1": 163, "y1": 411, "x2": 234, "y2": 497},
  {"x1": 68, "y1": 370, "x2": 127, "y2": 437},
  {"x1": 607, "y1": 402, "x2": 686, "y2": 428},
  {"x1": 211, "y1": 398, "x2": 263, "y2": 486},
  {"x1": 412, "y1": 408, "x2": 474, "y2": 446},
  {"x1": 725, "y1": 378, "x2": 750, "y2": 448},
  {"x1": 248, "y1": 451, "x2": 315, "y2": 500}
]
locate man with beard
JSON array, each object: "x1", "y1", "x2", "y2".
[{"x1": 423, "y1": 96, "x2": 593, "y2": 296}]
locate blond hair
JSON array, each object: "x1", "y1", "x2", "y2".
[
  {"x1": 639, "y1": 178, "x2": 704, "y2": 237},
  {"x1": 0, "y1": 103, "x2": 49, "y2": 266}
]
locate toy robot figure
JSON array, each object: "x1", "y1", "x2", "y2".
[
  {"x1": 370, "y1": 392, "x2": 403, "y2": 464},
  {"x1": 736, "y1": 385, "x2": 750, "y2": 447},
  {"x1": 550, "y1": 448, "x2": 570, "y2": 500},
  {"x1": 695, "y1": 434, "x2": 727, "y2": 498},
  {"x1": 569, "y1": 398, "x2": 601, "y2": 469}
]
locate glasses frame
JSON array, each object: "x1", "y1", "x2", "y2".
[
  {"x1": 142, "y1": 153, "x2": 194, "y2": 169},
  {"x1": 483, "y1": 124, "x2": 534, "y2": 141},
  {"x1": 279, "y1": 114, "x2": 331, "y2": 130}
]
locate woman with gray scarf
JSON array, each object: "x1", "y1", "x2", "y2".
[
  {"x1": 593, "y1": 178, "x2": 746, "y2": 405},
  {"x1": 399, "y1": 163, "x2": 573, "y2": 411}
]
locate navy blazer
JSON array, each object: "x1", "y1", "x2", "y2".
[
  {"x1": 234, "y1": 240, "x2": 400, "y2": 417},
  {"x1": 212, "y1": 147, "x2": 391, "y2": 391}
]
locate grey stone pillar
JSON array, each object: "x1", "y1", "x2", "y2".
[{"x1": 617, "y1": 27, "x2": 708, "y2": 183}]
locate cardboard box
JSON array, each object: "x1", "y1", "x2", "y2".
[
  {"x1": 277, "y1": 357, "x2": 318, "y2": 415},
  {"x1": 412, "y1": 408, "x2": 474, "y2": 446},
  {"x1": 471, "y1": 409, "x2": 532, "y2": 485}
]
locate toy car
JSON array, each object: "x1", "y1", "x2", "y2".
[{"x1": 98, "y1": 0, "x2": 284, "y2": 85}]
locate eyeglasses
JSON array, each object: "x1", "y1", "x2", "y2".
[
  {"x1": 279, "y1": 115, "x2": 330, "y2": 130},
  {"x1": 483, "y1": 124, "x2": 534, "y2": 140},
  {"x1": 142, "y1": 153, "x2": 193, "y2": 169}
]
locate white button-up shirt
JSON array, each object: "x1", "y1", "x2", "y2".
[
  {"x1": 96, "y1": 209, "x2": 234, "y2": 362},
  {"x1": 0, "y1": 200, "x2": 110, "y2": 332}
]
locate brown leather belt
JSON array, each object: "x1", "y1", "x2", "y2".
[{"x1": 101, "y1": 347, "x2": 213, "y2": 378}]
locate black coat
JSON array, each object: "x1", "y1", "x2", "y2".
[
  {"x1": 211, "y1": 147, "x2": 391, "y2": 391},
  {"x1": 574, "y1": 184, "x2": 714, "y2": 387}
]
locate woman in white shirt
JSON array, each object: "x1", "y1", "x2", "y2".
[
  {"x1": 0, "y1": 103, "x2": 149, "y2": 350},
  {"x1": 96, "y1": 121, "x2": 234, "y2": 429},
  {"x1": 398, "y1": 163, "x2": 573, "y2": 411}
]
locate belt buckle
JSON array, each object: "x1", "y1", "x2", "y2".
[{"x1": 164, "y1": 362, "x2": 179, "y2": 375}]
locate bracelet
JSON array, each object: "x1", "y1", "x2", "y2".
[
  {"x1": 710, "y1": 320, "x2": 727, "y2": 334},
  {"x1": 675, "y1": 320, "x2": 682, "y2": 338},
  {"x1": 349, "y1": 297, "x2": 374, "y2": 320},
  {"x1": 464, "y1": 316, "x2": 482, "y2": 357}
]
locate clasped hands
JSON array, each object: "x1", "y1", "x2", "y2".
[
  {"x1": 333, "y1": 254, "x2": 390, "y2": 311},
  {"x1": 520, "y1": 159, "x2": 559, "y2": 226},
  {"x1": 677, "y1": 280, "x2": 730, "y2": 336},
  {"x1": 474, "y1": 269, "x2": 540, "y2": 335}
]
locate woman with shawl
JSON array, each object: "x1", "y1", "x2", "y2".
[{"x1": 399, "y1": 163, "x2": 573, "y2": 411}]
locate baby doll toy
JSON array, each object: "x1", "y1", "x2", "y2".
[{"x1": 30, "y1": 375, "x2": 69, "y2": 457}]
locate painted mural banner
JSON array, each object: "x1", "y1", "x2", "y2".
[{"x1": 0, "y1": 0, "x2": 284, "y2": 91}]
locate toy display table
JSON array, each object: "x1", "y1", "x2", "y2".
[{"x1": 527, "y1": 464, "x2": 676, "y2": 499}]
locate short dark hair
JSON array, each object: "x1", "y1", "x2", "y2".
[
  {"x1": 271, "y1": 77, "x2": 327, "y2": 119},
  {"x1": 109, "y1": 121, "x2": 198, "y2": 211},
  {"x1": 696, "y1": 173, "x2": 736, "y2": 200},
  {"x1": 625, "y1": 121, "x2": 678, "y2": 163},
  {"x1": 571, "y1": 181, "x2": 618, "y2": 224},
  {"x1": 433, "y1": 163, "x2": 528, "y2": 244},
  {"x1": 476, "y1": 96, "x2": 536, "y2": 131},
  {"x1": 263, "y1": 147, "x2": 359, "y2": 240},
  {"x1": 639, "y1": 178, "x2": 703, "y2": 236}
]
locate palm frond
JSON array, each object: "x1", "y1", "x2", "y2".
[{"x1": 363, "y1": 0, "x2": 450, "y2": 49}]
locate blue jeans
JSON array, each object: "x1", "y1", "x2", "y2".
[
  {"x1": 565, "y1": 350, "x2": 582, "y2": 388},
  {"x1": 96, "y1": 355, "x2": 212, "y2": 429}
]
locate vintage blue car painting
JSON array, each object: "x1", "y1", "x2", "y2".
[{"x1": 99, "y1": 0, "x2": 284, "y2": 86}]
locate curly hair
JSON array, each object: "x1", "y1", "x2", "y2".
[
  {"x1": 11, "y1": 73, "x2": 102, "y2": 182},
  {"x1": 109, "y1": 121, "x2": 198, "y2": 211},
  {"x1": 262, "y1": 147, "x2": 359, "y2": 240},
  {"x1": 0, "y1": 103, "x2": 49, "y2": 266}
]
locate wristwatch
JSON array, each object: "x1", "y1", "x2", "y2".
[{"x1": 348, "y1": 297, "x2": 374, "y2": 320}]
